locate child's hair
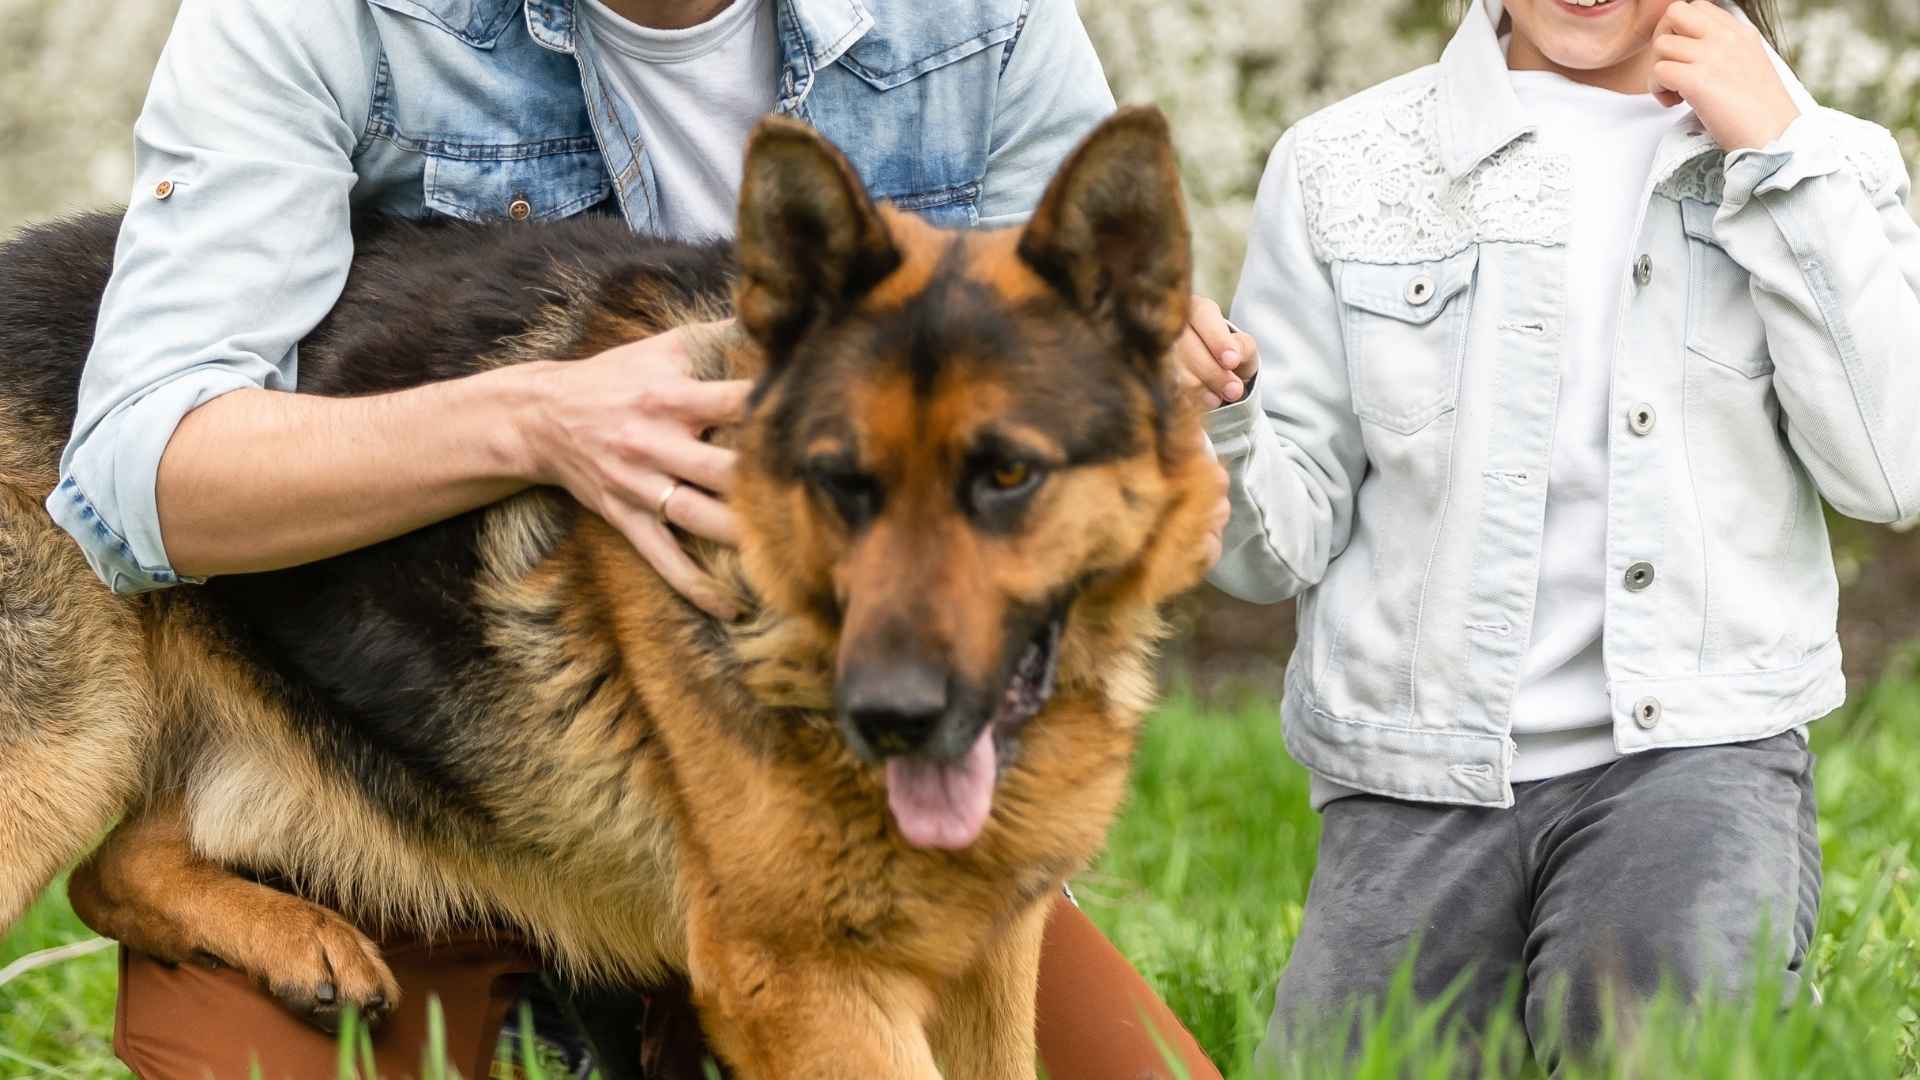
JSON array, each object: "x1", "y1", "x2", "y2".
[{"x1": 1463, "y1": 1, "x2": 1784, "y2": 53}]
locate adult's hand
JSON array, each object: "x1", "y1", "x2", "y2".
[{"x1": 518, "y1": 321, "x2": 752, "y2": 620}]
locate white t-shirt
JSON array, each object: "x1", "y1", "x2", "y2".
[
  {"x1": 577, "y1": 0, "x2": 781, "y2": 240},
  {"x1": 1508, "y1": 71, "x2": 1678, "y2": 782}
]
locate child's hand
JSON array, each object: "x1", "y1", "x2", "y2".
[
  {"x1": 1175, "y1": 296, "x2": 1259, "y2": 410},
  {"x1": 1649, "y1": 0, "x2": 1800, "y2": 151}
]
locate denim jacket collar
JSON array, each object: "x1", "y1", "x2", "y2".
[
  {"x1": 1435, "y1": 0, "x2": 1532, "y2": 180},
  {"x1": 524, "y1": 0, "x2": 872, "y2": 101}
]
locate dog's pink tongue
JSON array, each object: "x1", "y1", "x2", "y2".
[{"x1": 884, "y1": 725, "x2": 996, "y2": 850}]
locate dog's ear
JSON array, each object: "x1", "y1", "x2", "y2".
[
  {"x1": 735, "y1": 117, "x2": 901, "y2": 356},
  {"x1": 1017, "y1": 107, "x2": 1192, "y2": 365}
]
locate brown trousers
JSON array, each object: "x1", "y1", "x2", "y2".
[{"x1": 114, "y1": 896, "x2": 1220, "y2": 1080}]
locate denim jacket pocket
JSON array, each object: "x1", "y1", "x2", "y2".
[
  {"x1": 835, "y1": 6, "x2": 1020, "y2": 91},
  {"x1": 365, "y1": 0, "x2": 521, "y2": 47},
  {"x1": 1338, "y1": 247, "x2": 1478, "y2": 435},
  {"x1": 424, "y1": 148, "x2": 612, "y2": 224},
  {"x1": 1682, "y1": 199, "x2": 1774, "y2": 378}
]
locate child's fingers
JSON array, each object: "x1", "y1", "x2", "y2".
[
  {"x1": 1174, "y1": 325, "x2": 1243, "y2": 403},
  {"x1": 1187, "y1": 296, "x2": 1242, "y2": 372},
  {"x1": 1650, "y1": 60, "x2": 1702, "y2": 104},
  {"x1": 1688, "y1": 0, "x2": 1744, "y2": 31},
  {"x1": 1651, "y1": 32, "x2": 1703, "y2": 65},
  {"x1": 1225, "y1": 328, "x2": 1260, "y2": 381},
  {"x1": 1661, "y1": 0, "x2": 1717, "y2": 36},
  {"x1": 1174, "y1": 363, "x2": 1226, "y2": 412}
]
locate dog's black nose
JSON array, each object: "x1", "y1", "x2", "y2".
[{"x1": 839, "y1": 661, "x2": 949, "y2": 759}]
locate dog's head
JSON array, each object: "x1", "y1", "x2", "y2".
[{"x1": 731, "y1": 108, "x2": 1223, "y2": 851}]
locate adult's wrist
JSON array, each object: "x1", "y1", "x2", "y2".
[{"x1": 475, "y1": 360, "x2": 565, "y2": 488}]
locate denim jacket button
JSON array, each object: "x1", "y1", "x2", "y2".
[
  {"x1": 1628, "y1": 403, "x2": 1657, "y2": 436},
  {"x1": 507, "y1": 196, "x2": 533, "y2": 222},
  {"x1": 1405, "y1": 273, "x2": 1436, "y2": 306},
  {"x1": 1625, "y1": 561, "x2": 1656, "y2": 591},
  {"x1": 1633, "y1": 697, "x2": 1663, "y2": 729},
  {"x1": 1633, "y1": 254, "x2": 1654, "y2": 287}
]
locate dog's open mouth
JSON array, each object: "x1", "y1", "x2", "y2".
[{"x1": 883, "y1": 614, "x2": 1064, "y2": 851}]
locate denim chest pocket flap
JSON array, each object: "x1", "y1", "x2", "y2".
[
  {"x1": 424, "y1": 148, "x2": 612, "y2": 224},
  {"x1": 1339, "y1": 246, "x2": 1479, "y2": 435},
  {"x1": 1681, "y1": 199, "x2": 1773, "y2": 378},
  {"x1": 365, "y1": 0, "x2": 522, "y2": 46},
  {"x1": 835, "y1": 3, "x2": 1021, "y2": 90}
]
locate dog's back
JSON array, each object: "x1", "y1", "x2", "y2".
[
  {"x1": 0, "y1": 212, "x2": 123, "y2": 485},
  {"x1": 0, "y1": 210, "x2": 738, "y2": 941}
]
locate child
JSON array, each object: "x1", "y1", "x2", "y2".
[{"x1": 1180, "y1": 0, "x2": 1919, "y2": 1066}]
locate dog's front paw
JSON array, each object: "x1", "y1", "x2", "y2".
[{"x1": 231, "y1": 904, "x2": 402, "y2": 1034}]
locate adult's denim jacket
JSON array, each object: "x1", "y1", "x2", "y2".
[
  {"x1": 1208, "y1": 8, "x2": 1920, "y2": 807},
  {"x1": 52, "y1": 0, "x2": 1113, "y2": 593}
]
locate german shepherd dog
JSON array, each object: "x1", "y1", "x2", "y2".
[{"x1": 0, "y1": 108, "x2": 1222, "y2": 1077}]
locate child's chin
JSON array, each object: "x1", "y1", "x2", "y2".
[{"x1": 1534, "y1": 32, "x2": 1649, "y2": 76}]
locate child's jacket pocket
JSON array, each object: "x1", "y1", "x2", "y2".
[{"x1": 1338, "y1": 247, "x2": 1479, "y2": 435}]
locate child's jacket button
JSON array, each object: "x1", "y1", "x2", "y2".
[
  {"x1": 1633, "y1": 697, "x2": 1663, "y2": 730},
  {"x1": 1405, "y1": 273, "x2": 1436, "y2": 305}
]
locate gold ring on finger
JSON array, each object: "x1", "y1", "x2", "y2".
[{"x1": 655, "y1": 480, "x2": 681, "y2": 519}]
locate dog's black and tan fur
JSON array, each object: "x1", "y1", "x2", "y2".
[{"x1": 0, "y1": 110, "x2": 1223, "y2": 1077}]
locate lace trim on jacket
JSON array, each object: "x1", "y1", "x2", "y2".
[{"x1": 1296, "y1": 81, "x2": 1572, "y2": 265}]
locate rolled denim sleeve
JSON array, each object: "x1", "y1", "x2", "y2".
[
  {"x1": 50, "y1": 0, "x2": 376, "y2": 593},
  {"x1": 974, "y1": 0, "x2": 1115, "y2": 227},
  {"x1": 1715, "y1": 108, "x2": 1920, "y2": 524},
  {"x1": 1205, "y1": 130, "x2": 1366, "y2": 605}
]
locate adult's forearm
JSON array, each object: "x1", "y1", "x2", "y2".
[{"x1": 154, "y1": 365, "x2": 544, "y2": 577}]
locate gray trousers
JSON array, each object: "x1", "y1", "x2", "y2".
[{"x1": 1262, "y1": 732, "x2": 1820, "y2": 1070}]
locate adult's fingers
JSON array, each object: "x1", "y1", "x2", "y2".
[
  {"x1": 607, "y1": 502, "x2": 739, "y2": 621},
  {"x1": 651, "y1": 436, "x2": 738, "y2": 496},
  {"x1": 660, "y1": 484, "x2": 740, "y2": 547},
  {"x1": 671, "y1": 378, "x2": 754, "y2": 425}
]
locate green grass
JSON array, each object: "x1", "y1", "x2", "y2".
[{"x1": 4, "y1": 658, "x2": 1917, "y2": 1078}]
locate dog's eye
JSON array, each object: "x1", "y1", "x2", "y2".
[
  {"x1": 972, "y1": 459, "x2": 1045, "y2": 510},
  {"x1": 990, "y1": 461, "x2": 1031, "y2": 491},
  {"x1": 808, "y1": 461, "x2": 881, "y2": 527}
]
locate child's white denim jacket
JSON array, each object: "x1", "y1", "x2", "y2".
[{"x1": 1208, "y1": 6, "x2": 1920, "y2": 807}]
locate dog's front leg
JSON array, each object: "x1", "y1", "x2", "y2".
[
  {"x1": 68, "y1": 798, "x2": 401, "y2": 1032},
  {"x1": 685, "y1": 902, "x2": 941, "y2": 1079},
  {"x1": 924, "y1": 896, "x2": 1050, "y2": 1080}
]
